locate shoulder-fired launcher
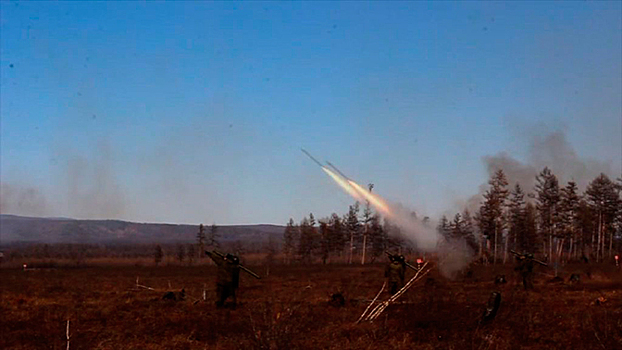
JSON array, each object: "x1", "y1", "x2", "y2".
[
  {"x1": 510, "y1": 250, "x2": 548, "y2": 266},
  {"x1": 385, "y1": 251, "x2": 419, "y2": 271},
  {"x1": 206, "y1": 250, "x2": 261, "y2": 279}
]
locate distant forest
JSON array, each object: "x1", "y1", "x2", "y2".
[
  {"x1": 2, "y1": 168, "x2": 621, "y2": 267},
  {"x1": 282, "y1": 168, "x2": 622, "y2": 265}
]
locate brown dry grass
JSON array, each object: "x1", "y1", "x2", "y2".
[{"x1": 1, "y1": 263, "x2": 621, "y2": 349}]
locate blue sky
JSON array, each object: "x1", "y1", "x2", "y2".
[{"x1": 1, "y1": 1, "x2": 621, "y2": 224}]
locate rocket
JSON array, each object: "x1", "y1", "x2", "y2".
[
  {"x1": 326, "y1": 161, "x2": 350, "y2": 180},
  {"x1": 300, "y1": 148, "x2": 324, "y2": 168}
]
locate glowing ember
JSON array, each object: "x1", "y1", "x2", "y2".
[{"x1": 416, "y1": 258, "x2": 423, "y2": 264}]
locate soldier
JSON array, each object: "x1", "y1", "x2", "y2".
[
  {"x1": 205, "y1": 251, "x2": 241, "y2": 308},
  {"x1": 515, "y1": 253, "x2": 535, "y2": 290},
  {"x1": 385, "y1": 254, "x2": 406, "y2": 295}
]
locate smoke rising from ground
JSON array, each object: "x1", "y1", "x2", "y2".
[
  {"x1": 386, "y1": 204, "x2": 440, "y2": 252},
  {"x1": 1, "y1": 140, "x2": 126, "y2": 220},
  {"x1": 460, "y1": 127, "x2": 615, "y2": 215},
  {"x1": 384, "y1": 203, "x2": 473, "y2": 279},
  {"x1": 436, "y1": 238, "x2": 474, "y2": 279}
]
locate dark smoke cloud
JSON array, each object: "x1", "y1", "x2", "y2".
[{"x1": 460, "y1": 127, "x2": 614, "y2": 214}]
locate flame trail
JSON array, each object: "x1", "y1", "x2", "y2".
[
  {"x1": 348, "y1": 180, "x2": 392, "y2": 217},
  {"x1": 321, "y1": 167, "x2": 364, "y2": 201}
]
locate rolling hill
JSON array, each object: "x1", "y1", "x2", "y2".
[{"x1": 0, "y1": 214, "x2": 284, "y2": 245}]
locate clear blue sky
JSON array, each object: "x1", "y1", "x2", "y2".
[{"x1": 1, "y1": 1, "x2": 621, "y2": 224}]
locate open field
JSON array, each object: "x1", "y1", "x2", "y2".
[{"x1": 1, "y1": 262, "x2": 621, "y2": 349}]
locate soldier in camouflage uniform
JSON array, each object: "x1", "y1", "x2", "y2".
[
  {"x1": 385, "y1": 254, "x2": 406, "y2": 295},
  {"x1": 206, "y1": 251, "x2": 241, "y2": 308},
  {"x1": 515, "y1": 253, "x2": 535, "y2": 290}
]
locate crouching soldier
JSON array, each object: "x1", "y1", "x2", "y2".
[
  {"x1": 385, "y1": 254, "x2": 406, "y2": 295},
  {"x1": 206, "y1": 250, "x2": 241, "y2": 308}
]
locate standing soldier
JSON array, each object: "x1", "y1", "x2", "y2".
[
  {"x1": 385, "y1": 254, "x2": 406, "y2": 295},
  {"x1": 205, "y1": 250, "x2": 241, "y2": 308},
  {"x1": 515, "y1": 253, "x2": 535, "y2": 290}
]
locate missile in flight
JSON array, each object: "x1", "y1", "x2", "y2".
[
  {"x1": 326, "y1": 161, "x2": 350, "y2": 180},
  {"x1": 300, "y1": 148, "x2": 324, "y2": 168}
]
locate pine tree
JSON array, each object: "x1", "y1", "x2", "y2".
[
  {"x1": 586, "y1": 173, "x2": 620, "y2": 261},
  {"x1": 508, "y1": 183, "x2": 526, "y2": 254},
  {"x1": 450, "y1": 213, "x2": 463, "y2": 239},
  {"x1": 298, "y1": 215, "x2": 318, "y2": 264},
  {"x1": 283, "y1": 218, "x2": 298, "y2": 264},
  {"x1": 361, "y1": 190, "x2": 373, "y2": 265},
  {"x1": 369, "y1": 214, "x2": 387, "y2": 261},
  {"x1": 559, "y1": 181, "x2": 580, "y2": 260},
  {"x1": 478, "y1": 169, "x2": 509, "y2": 264},
  {"x1": 535, "y1": 167, "x2": 560, "y2": 261},
  {"x1": 437, "y1": 215, "x2": 451, "y2": 238},
  {"x1": 523, "y1": 203, "x2": 538, "y2": 253},
  {"x1": 328, "y1": 213, "x2": 346, "y2": 257},
  {"x1": 461, "y1": 210, "x2": 478, "y2": 253},
  {"x1": 208, "y1": 224, "x2": 220, "y2": 247},
  {"x1": 319, "y1": 220, "x2": 331, "y2": 264},
  {"x1": 346, "y1": 203, "x2": 361, "y2": 264}
]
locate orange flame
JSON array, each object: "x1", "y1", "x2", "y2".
[
  {"x1": 322, "y1": 167, "x2": 364, "y2": 201},
  {"x1": 347, "y1": 180, "x2": 392, "y2": 217}
]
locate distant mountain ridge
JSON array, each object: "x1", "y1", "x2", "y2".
[{"x1": 0, "y1": 214, "x2": 285, "y2": 244}]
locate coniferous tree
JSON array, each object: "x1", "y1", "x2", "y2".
[
  {"x1": 283, "y1": 218, "x2": 298, "y2": 264},
  {"x1": 535, "y1": 167, "x2": 560, "y2": 261},
  {"x1": 208, "y1": 224, "x2": 220, "y2": 247},
  {"x1": 369, "y1": 214, "x2": 387, "y2": 261},
  {"x1": 450, "y1": 213, "x2": 463, "y2": 239},
  {"x1": 437, "y1": 215, "x2": 451, "y2": 238},
  {"x1": 508, "y1": 183, "x2": 526, "y2": 254},
  {"x1": 586, "y1": 173, "x2": 620, "y2": 261},
  {"x1": 298, "y1": 215, "x2": 318, "y2": 264},
  {"x1": 328, "y1": 213, "x2": 346, "y2": 257},
  {"x1": 461, "y1": 210, "x2": 478, "y2": 253},
  {"x1": 361, "y1": 193, "x2": 373, "y2": 265},
  {"x1": 319, "y1": 220, "x2": 331, "y2": 264},
  {"x1": 559, "y1": 181, "x2": 580, "y2": 260},
  {"x1": 576, "y1": 199, "x2": 595, "y2": 259},
  {"x1": 478, "y1": 169, "x2": 509, "y2": 264},
  {"x1": 522, "y1": 203, "x2": 539, "y2": 253},
  {"x1": 346, "y1": 203, "x2": 361, "y2": 264}
]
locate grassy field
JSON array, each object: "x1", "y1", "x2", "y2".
[{"x1": 1, "y1": 262, "x2": 621, "y2": 349}]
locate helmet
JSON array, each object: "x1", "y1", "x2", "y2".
[
  {"x1": 397, "y1": 255, "x2": 405, "y2": 262},
  {"x1": 226, "y1": 254, "x2": 240, "y2": 264}
]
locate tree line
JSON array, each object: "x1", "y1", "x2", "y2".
[
  {"x1": 282, "y1": 197, "x2": 421, "y2": 265},
  {"x1": 441, "y1": 168, "x2": 621, "y2": 264}
]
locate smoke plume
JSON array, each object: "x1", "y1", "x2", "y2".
[
  {"x1": 0, "y1": 183, "x2": 48, "y2": 217},
  {"x1": 462, "y1": 127, "x2": 614, "y2": 214}
]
